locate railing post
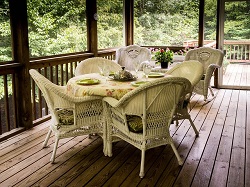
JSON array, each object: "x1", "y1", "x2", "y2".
[
  {"x1": 9, "y1": 0, "x2": 33, "y2": 129},
  {"x1": 86, "y1": 0, "x2": 98, "y2": 56}
]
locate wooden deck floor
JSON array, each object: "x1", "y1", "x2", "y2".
[
  {"x1": 0, "y1": 89, "x2": 250, "y2": 187},
  {"x1": 223, "y1": 63, "x2": 250, "y2": 87}
]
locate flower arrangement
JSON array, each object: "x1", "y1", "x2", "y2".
[{"x1": 153, "y1": 48, "x2": 174, "y2": 64}]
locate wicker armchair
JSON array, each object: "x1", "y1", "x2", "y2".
[
  {"x1": 185, "y1": 47, "x2": 224, "y2": 101},
  {"x1": 166, "y1": 60, "x2": 204, "y2": 134},
  {"x1": 103, "y1": 77, "x2": 192, "y2": 178},
  {"x1": 75, "y1": 57, "x2": 122, "y2": 76},
  {"x1": 29, "y1": 69, "x2": 104, "y2": 163},
  {"x1": 115, "y1": 45, "x2": 151, "y2": 71}
]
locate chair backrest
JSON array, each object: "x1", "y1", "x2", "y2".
[
  {"x1": 114, "y1": 77, "x2": 191, "y2": 135},
  {"x1": 75, "y1": 57, "x2": 122, "y2": 76},
  {"x1": 29, "y1": 69, "x2": 102, "y2": 126},
  {"x1": 166, "y1": 60, "x2": 204, "y2": 88},
  {"x1": 115, "y1": 45, "x2": 151, "y2": 70},
  {"x1": 184, "y1": 47, "x2": 224, "y2": 74},
  {"x1": 29, "y1": 69, "x2": 71, "y2": 123}
]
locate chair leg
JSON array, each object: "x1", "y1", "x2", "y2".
[
  {"x1": 188, "y1": 116, "x2": 199, "y2": 137},
  {"x1": 50, "y1": 137, "x2": 59, "y2": 163},
  {"x1": 42, "y1": 129, "x2": 52, "y2": 148},
  {"x1": 139, "y1": 149, "x2": 146, "y2": 178},
  {"x1": 170, "y1": 142, "x2": 183, "y2": 166},
  {"x1": 208, "y1": 86, "x2": 215, "y2": 96}
]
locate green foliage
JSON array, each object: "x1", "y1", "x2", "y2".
[
  {"x1": 0, "y1": 0, "x2": 249, "y2": 61},
  {"x1": 134, "y1": 0, "x2": 199, "y2": 46}
]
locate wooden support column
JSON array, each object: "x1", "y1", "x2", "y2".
[
  {"x1": 214, "y1": 0, "x2": 225, "y2": 87},
  {"x1": 198, "y1": 0, "x2": 205, "y2": 47},
  {"x1": 124, "y1": 0, "x2": 134, "y2": 46},
  {"x1": 9, "y1": 0, "x2": 32, "y2": 129},
  {"x1": 86, "y1": 0, "x2": 98, "y2": 56}
]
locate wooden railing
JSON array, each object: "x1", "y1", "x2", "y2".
[
  {"x1": 0, "y1": 49, "x2": 116, "y2": 139},
  {"x1": 223, "y1": 40, "x2": 250, "y2": 63}
]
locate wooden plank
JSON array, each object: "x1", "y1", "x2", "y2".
[
  {"x1": 246, "y1": 91, "x2": 250, "y2": 187},
  {"x1": 0, "y1": 126, "x2": 49, "y2": 162},
  {"x1": 227, "y1": 90, "x2": 246, "y2": 186},
  {"x1": 0, "y1": 135, "x2": 90, "y2": 186},
  {"x1": 16, "y1": 136, "x2": 100, "y2": 186},
  {"x1": 210, "y1": 90, "x2": 240, "y2": 186},
  {"x1": 144, "y1": 94, "x2": 212, "y2": 186},
  {"x1": 227, "y1": 64, "x2": 240, "y2": 86},
  {"x1": 108, "y1": 145, "x2": 165, "y2": 187},
  {"x1": 192, "y1": 89, "x2": 231, "y2": 186},
  {"x1": 172, "y1": 88, "x2": 225, "y2": 186},
  {"x1": 0, "y1": 121, "x2": 49, "y2": 150},
  {"x1": 68, "y1": 141, "x2": 134, "y2": 186}
]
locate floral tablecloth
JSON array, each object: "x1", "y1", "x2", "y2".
[{"x1": 66, "y1": 73, "x2": 167, "y2": 100}]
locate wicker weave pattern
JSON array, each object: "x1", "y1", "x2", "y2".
[
  {"x1": 103, "y1": 77, "x2": 192, "y2": 178},
  {"x1": 29, "y1": 69, "x2": 104, "y2": 163},
  {"x1": 75, "y1": 57, "x2": 122, "y2": 76},
  {"x1": 115, "y1": 45, "x2": 151, "y2": 70},
  {"x1": 185, "y1": 47, "x2": 224, "y2": 101},
  {"x1": 166, "y1": 60, "x2": 204, "y2": 135}
]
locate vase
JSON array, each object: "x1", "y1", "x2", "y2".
[{"x1": 160, "y1": 62, "x2": 169, "y2": 69}]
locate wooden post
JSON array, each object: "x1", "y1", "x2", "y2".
[
  {"x1": 214, "y1": 0, "x2": 225, "y2": 87},
  {"x1": 86, "y1": 0, "x2": 98, "y2": 56},
  {"x1": 9, "y1": 0, "x2": 32, "y2": 129},
  {"x1": 124, "y1": 0, "x2": 134, "y2": 46},
  {"x1": 198, "y1": 0, "x2": 205, "y2": 47}
]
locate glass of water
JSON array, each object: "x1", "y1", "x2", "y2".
[{"x1": 143, "y1": 63, "x2": 152, "y2": 81}]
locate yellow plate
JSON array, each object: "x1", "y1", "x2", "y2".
[
  {"x1": 76, "y1": 78, "x2": 100, "y2": 85},
  {"x1": 148, "y1": 72, "x2": 165, "y2": 78},
  {"x1": 131, "y1": 81, "x2": 149, "y2": 87}
]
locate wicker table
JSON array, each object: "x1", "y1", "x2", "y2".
[{"x1": 66, "y1": 72, "x2": 169, "y2": 100}]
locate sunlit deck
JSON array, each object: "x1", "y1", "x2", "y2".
[
  {"x1": 1, "y1": 89, "x2": 249, "y2": 187},
  {"x1": 223, "y1": 63, "x2": 250, "y2": 87}
]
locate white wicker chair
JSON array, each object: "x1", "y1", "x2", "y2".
[
  {"x1": 29, "y1": 69, "x2": 104, "y2": 163},
  {"x1": 166, "y1": 60, "x2": 204, "y2": 134},
  {"x1": 185, "y1": 47, "x2": 224, "y2": 101},
  {"x1": 75, "y1": 57, "x2": 122, "y2": 76},
  {"x1": 103, "y1": 77, "x2": 192, "y2": 178},
  {"x1": 115, "y1": 45, "x2": 151, "y2": 71}
]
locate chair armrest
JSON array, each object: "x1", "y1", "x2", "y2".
[
  {"x1": 103, "y1": 97, "x2": 119, "y2": 107},
  {"x1": 204, "y1": 64, "x2": 220, "y2": 83}
]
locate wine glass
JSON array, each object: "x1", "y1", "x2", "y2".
[
  {"x1": 102, "y1": 65, "x2": 110, "y2": 83},
  {"x1": 132, "y1": 60, "x2": 141, "y2": 78},
  {"x1": 143, "y1": 63, "x2": 152, "y2": 81}
]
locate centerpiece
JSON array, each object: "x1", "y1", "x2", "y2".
[{"x1": 154, "y1": 48, "x2": 174, "y2": 69}]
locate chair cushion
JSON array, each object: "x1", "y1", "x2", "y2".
[
  {"x1": 126, "y1": 115, "x2": 143, "y2": 133},
  {"x1": 58, "y1": 109, "x2": 74, "y2": 126}
]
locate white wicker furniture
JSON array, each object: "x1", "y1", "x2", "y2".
[
  {"x1": 75, "y1": 57, "x2": 122, "y2": 76},
  {"x1": 166, "y1": 60, "x2": 203, "y2": 133},
  {"x1": 115, "y1": 45, "x2": 151, "y2": 71},
  {"x1": 185, "y1": 47, "x2": 224, "y2": 101},
  {"x1": 29, "y1": 69, "x2": 104, "y2": 163},
  {"x1": 103, "y1": 77, "x2": 192, "y2": 178}
]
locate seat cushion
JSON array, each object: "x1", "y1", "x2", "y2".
[
  {"x1": 126, "y1": 115, "x2": 143, "y2": 133},
  {"x1": 58, "y1": 109, "x2": 74, "y2": 126}
]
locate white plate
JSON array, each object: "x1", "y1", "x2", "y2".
[
  {"x1": 131, "y1": 81, "x2": 149, "y2": 87},
  {"x1": 148, "y1": 72, "x2": 165, "y2": 78}
]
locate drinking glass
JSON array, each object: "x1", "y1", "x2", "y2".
[
  {"x1": 143, "y1": 63, "x2": 152, "y2": 81},
  {"x1": 132, "y1": 60, "x2": 141, "y2": 77},
  {"x1": 102, "y1": 65, "x2": 110, "y2": 83}
]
